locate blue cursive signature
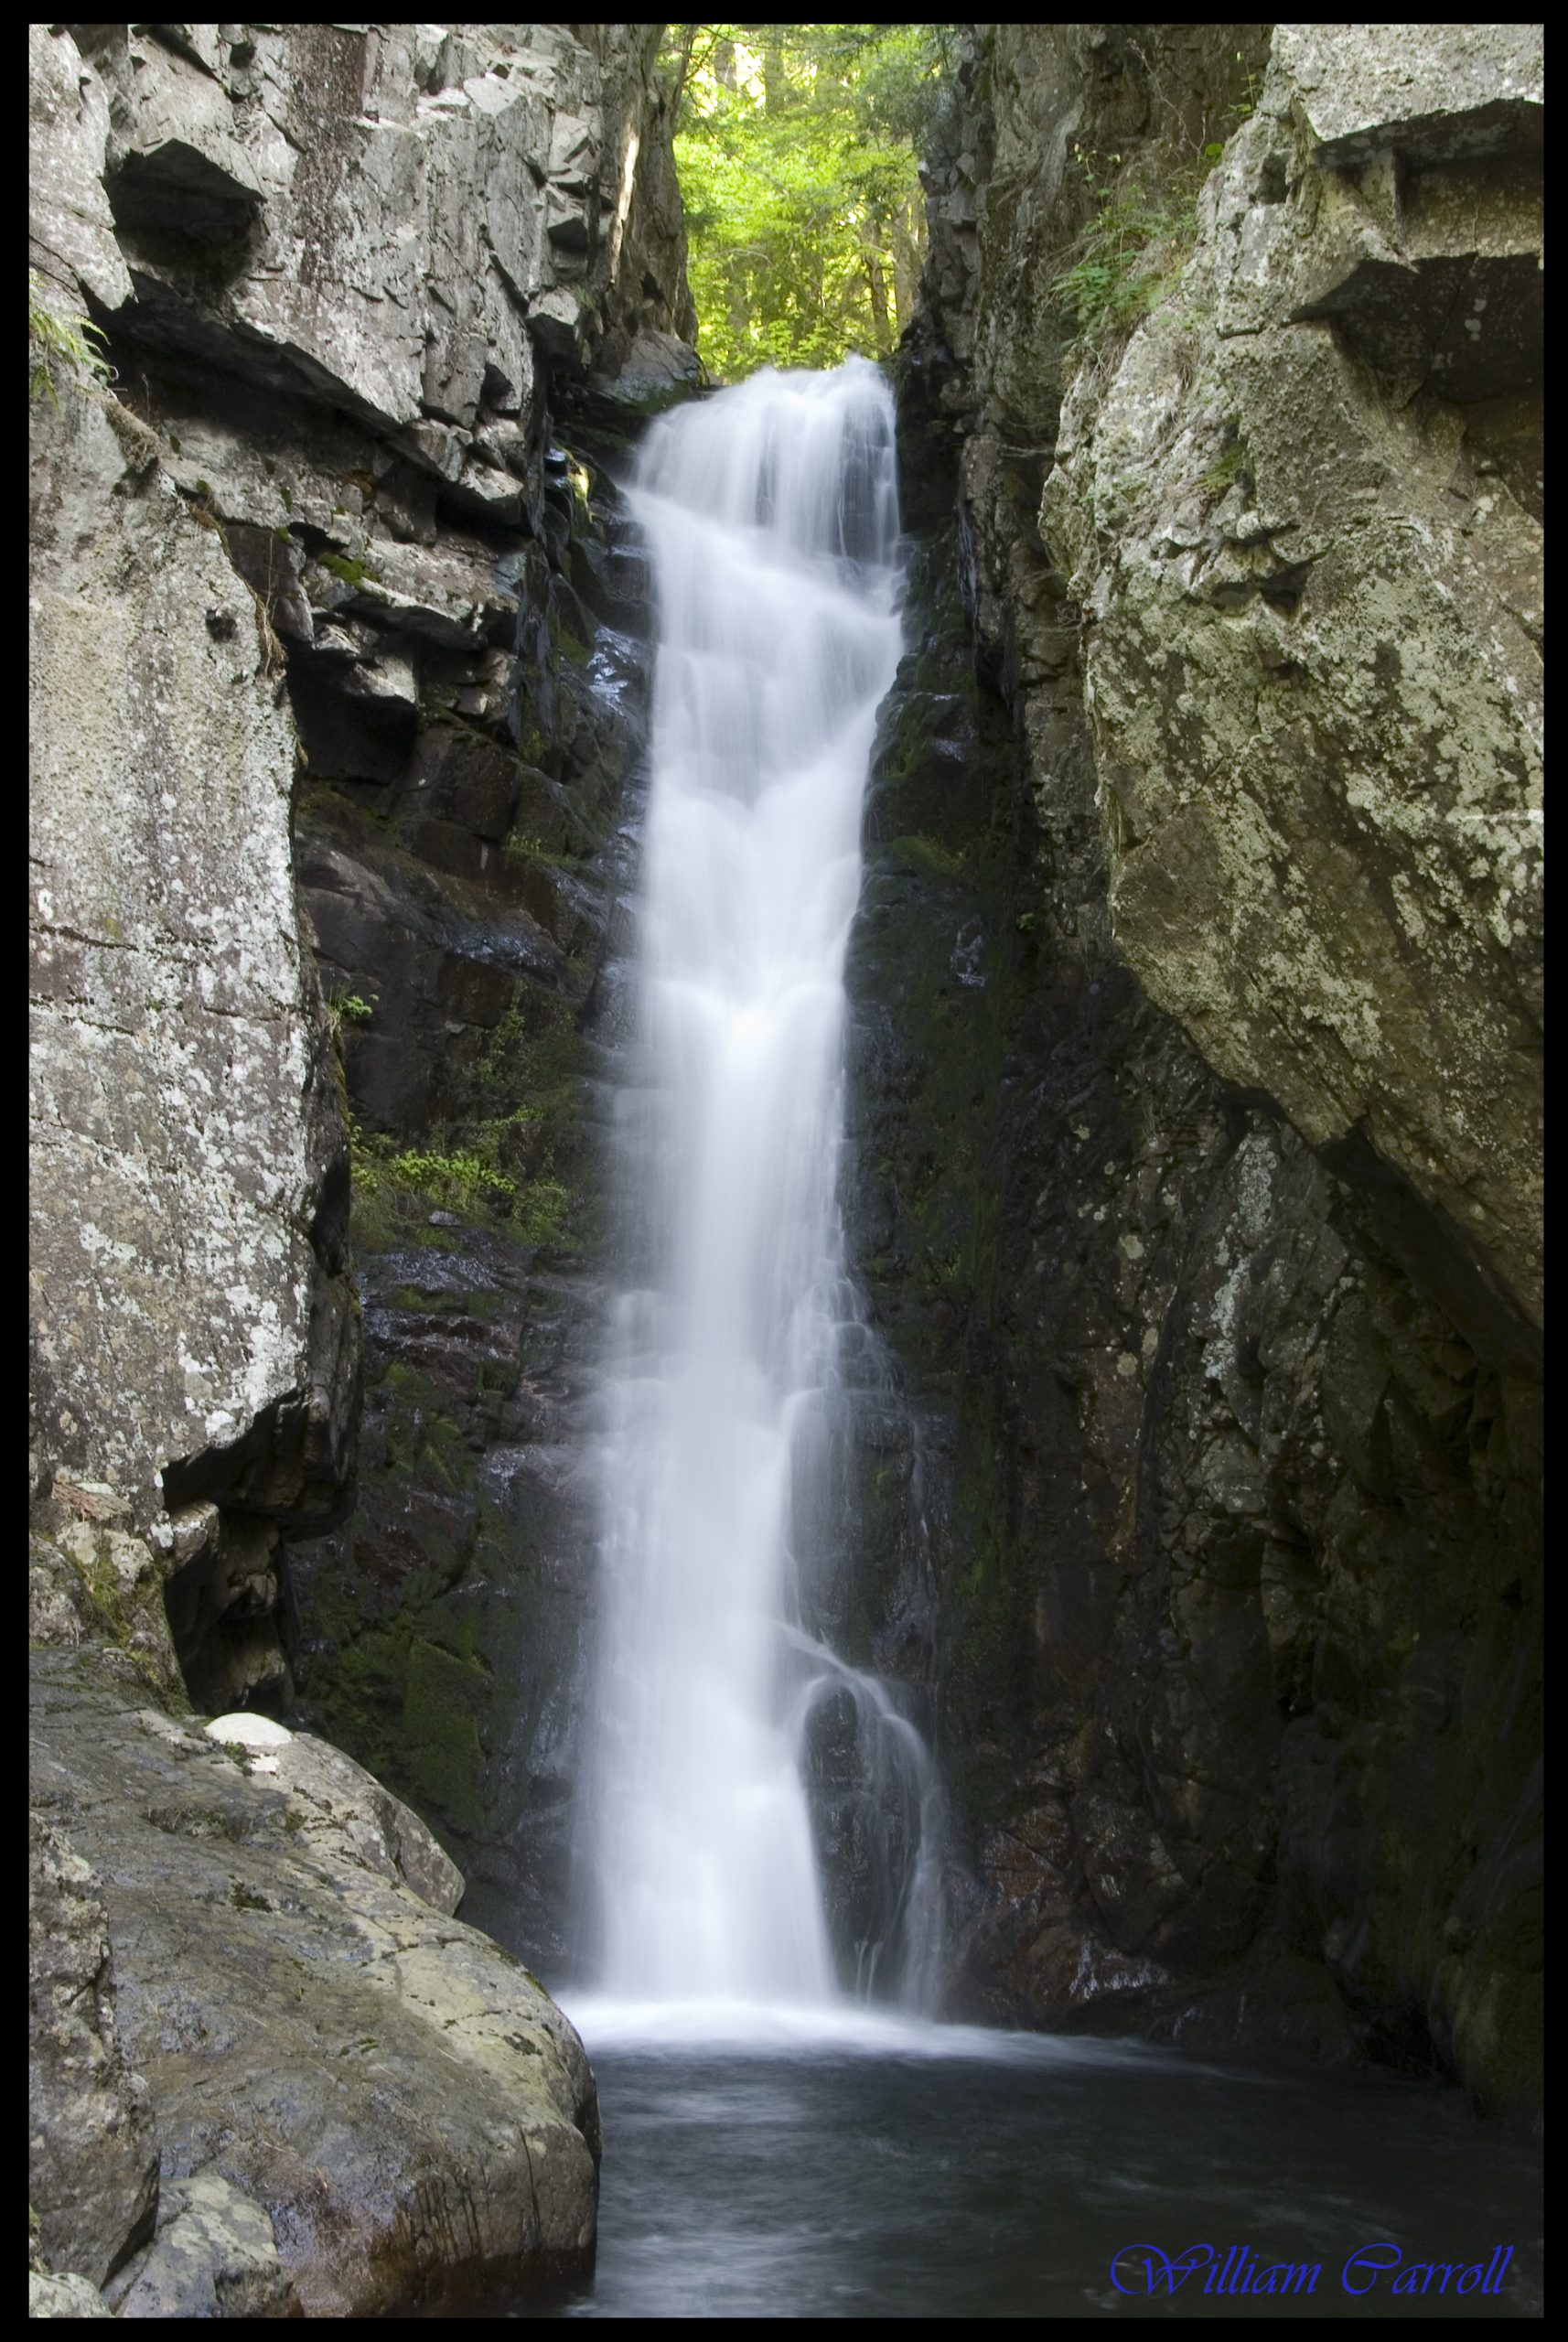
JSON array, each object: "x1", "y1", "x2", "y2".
[{"x1": 1110, "y1": 2241, "x2": 1515, "y2": 2298}]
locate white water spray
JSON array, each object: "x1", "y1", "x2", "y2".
[{"x1": 580, "y1": 360, "x2": 937, "y2": 2010}]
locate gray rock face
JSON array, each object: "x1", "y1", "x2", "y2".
[
  {"x1": 82, "y1": 22, "x2": 691, "y2": 445},
  {"x1": 282, "y1": 459, "x2": 654, "y2": 1966},
  {"x1": 32, "y1": 1648, "x2": 599, "y2": 2317},
  {"x1": 884, "y1": 21, "x2": 1540, "y2": 2123},
  {"x1": 29, "y1": 378, "x2": 355, "y2": 1532},
  {"x1": 28, "y1": 1814, "x2": 157, "y2": 2288},
  {"x1": 29, "y1": 16, "x2": 693, "y2": 1563},
  {"x1": 1043, "y1": 23, "x2": 1543, "y2": 1332},
  {"x1": 27, "y1": 22, "x2": 132, "y2": 314},
  {"x1": 1273, "y1": 22, "x2": 1542, "y2": 166}
]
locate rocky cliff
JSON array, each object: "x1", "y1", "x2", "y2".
[
  {"x1": 865, "y1": 21, "x2": 1540, "y2": 2121},
  {"x1": 29, "y1": 18, "x2": 695, "y2": 2310}
]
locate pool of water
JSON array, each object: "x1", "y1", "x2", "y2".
[{"x1": 510, "y1": 2007, "x2": 1542, "y2": 2318}]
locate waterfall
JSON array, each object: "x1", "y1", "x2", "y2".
[{"x1": 578, "y1": 360, "x2": 940, "y2": 2012}]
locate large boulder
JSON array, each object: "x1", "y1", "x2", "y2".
[
  {"x1": 31, "y1": 1648, "x2": 599, "y2": 2316},
  {"x1": 202, "y1": 1709, "x2": 467, "y2": 1915}
]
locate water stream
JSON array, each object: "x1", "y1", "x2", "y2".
[{"x1": 577, "y1": 360, "x2": 938, "y2": 2008}]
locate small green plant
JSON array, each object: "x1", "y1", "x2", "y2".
[
  {"x1": 475, "y1": 1003, "x2": 524, "y2": 1078},
  {"x1": 1231, "y1": 50, "x2": 1261, "y2": 123},
  {"x1": 512, "y1": 1175, "x2": 570, "y2": 1246},
  {"x1": 320, "y1": 551, "x2": 381, "y2": 591},
  {"x1": 326, "y1": 987, "x2": 375, "y2": 1036},
  {"x1": 29, "y1": 270, "x2": 112, "y2": 404},
  {"x1": 1050, "y1": 147, "x2": 1207, "y2": 358},
  {"x1": 1197, "y1": 435, "x2": 1252, "y2": 500}
]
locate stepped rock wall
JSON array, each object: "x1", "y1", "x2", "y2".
[{"x1": 28, "y1": 19, "x2": 695, "y2": 2309}]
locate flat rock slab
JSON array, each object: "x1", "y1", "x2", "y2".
[{"x1": 29, "y1": 1649, "x2": 598, "y2": 2316}]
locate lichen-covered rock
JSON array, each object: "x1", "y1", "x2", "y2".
[
  {"x1": 28, "y1": 16, "x2": 693, "y2": 1562},
  {"x1": 32, "y1": 1648, "x2": 599, "y2": 2315},
  {"x1": 204, "y1": 1712, "x2": 467, "y2": 1914},
  {"x1": 27, "y1": 23, "x2": 131, "y2": 314},
  {"x1": 28, "y1": 1814, "x2": 157, "y2": 2288},
  {"x1": 1040, "y1": 24, "x2": 1543, "y2": 1332},
  {"x1": 1272, "y1": 22, "x2": 1543, "y2": 166},
  {"x1": 29, "y1": 1479, "x2": 185, "y2": 1710},
  {"x1": 28, "y1": 2270, "x2": 114, "y2": 2318},
  {"x1": 28, "y1": 375, "x2": 357, "y2": 1529},
  {"x1": 72, "y1": 22, "x2": 689, "y2": 432},
  {"x1": 103, "y1": 2174, "x2": 298, "y2": 2318}
]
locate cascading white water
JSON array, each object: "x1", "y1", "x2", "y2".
[{"x1": 581, "y1": 360, "x2": 925, "y2": 2008}]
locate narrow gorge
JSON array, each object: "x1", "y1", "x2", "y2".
[{"x1": 30, "y1": 18, "x2": 1541, "y2": 2320}]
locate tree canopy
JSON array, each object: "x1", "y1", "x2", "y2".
[{"x1": 661, "y1": 23, "x2": 950, "y2": 382}]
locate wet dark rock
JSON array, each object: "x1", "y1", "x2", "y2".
[{"x1": 285, "y1": 457, "x2": 650, "y2": 1969}]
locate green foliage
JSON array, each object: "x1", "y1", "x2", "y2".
[
  {"x1": 350, "y1": 1111, "x2": 572, "y2": 1251},
  {"x1": 663, "y1": 23, "x2": 950, "y2": 381},
  {"x1": 28, "y1": 270, "x2": 112, "y2": 404},
  {"x1": 1049, "y1": 146, "x2": 1210, "y2": 359},
  {"x1": 511, "y1": 1175, "x2": 571, "y2": 1246},
  {"x1": 358, "y1": 1141, "x2": 516, "y2": 1215}
]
